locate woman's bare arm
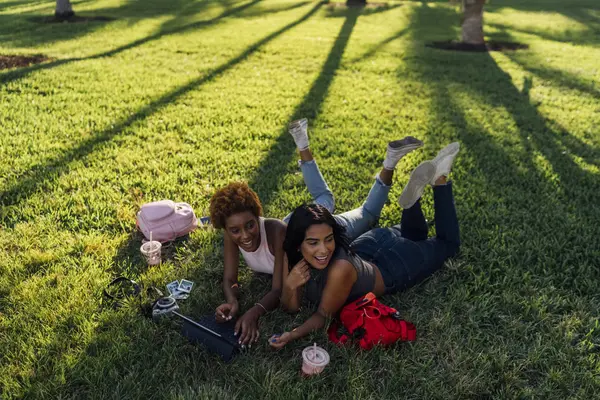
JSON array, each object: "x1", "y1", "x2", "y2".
[
  {"x1": 251, "y1": 221, "x2": 286, "y2": 314},
  {"x1": 272, "y1": 260, "x2": 356, "y2": 347},
  {"x1": 222, "y1": 233, "x2": 240, "y2": 305}
]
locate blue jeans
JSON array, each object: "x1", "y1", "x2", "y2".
[
  {"x1": 351, "y1": 182, "x2": 460, "y2": 293},
  {"x1": 283, "y1": 160, "x2": 391, "y2": 241}
]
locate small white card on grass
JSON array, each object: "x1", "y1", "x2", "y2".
[
  {"x1": 166, "y1": 280, "x2": 180, "y2": 296},
  {"x1": 178, "y1": 279, "x2": 194, "y2": 293}
]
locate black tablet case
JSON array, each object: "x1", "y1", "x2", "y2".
[{"x1": 179, "y1": 313, "x2": 240, "y2": 362}]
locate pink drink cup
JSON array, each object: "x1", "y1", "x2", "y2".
[
  {"x1": 140, "y1": 241, "x2": 162, "y2": 265},
  {"x1": 301, "y1": 345, "x2": 330, "y2": 376}
]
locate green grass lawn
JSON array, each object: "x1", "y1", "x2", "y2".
[{"x1": 1, "y1": 0, "x2": 599, "y2": 398}]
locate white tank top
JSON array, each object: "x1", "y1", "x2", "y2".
[{"x1": 239, "y1": 217, "x2": 275, "y2": 274}]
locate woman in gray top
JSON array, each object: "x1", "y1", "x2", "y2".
[{"x1": 271, "y1": 143, "x2": 461, "y2": 349}]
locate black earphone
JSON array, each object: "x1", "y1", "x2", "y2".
[
  {"x1": 103, "y1": 276, "x2": 165, "y2": 317},
  {"x1": 102, "y1": 277, "x2": 141, "y2": 309}
]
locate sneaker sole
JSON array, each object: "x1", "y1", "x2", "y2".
[
  {"x1": 432, "y1": 142, "x2": 460, "y2": 164},
  {"x1": 398, "y1": 161, "x2": 436, "y2": 209},
  {"x1": 430, "y1": 142, "x2": 460, "y2": 184},
  {"x1": 388, "y1": 143, "x2": 423, "y2": 153},
  {"x1": 388, "y1": 138, "x2": 423, "y2": 150}
]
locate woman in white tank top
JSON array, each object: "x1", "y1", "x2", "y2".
[{"x1": 209, "y1": 118, "x2": 423, "y2": 347}]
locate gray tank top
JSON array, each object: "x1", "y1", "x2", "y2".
[{"x1": 304, "y1": 247, "x2": 376, "y2": 306}]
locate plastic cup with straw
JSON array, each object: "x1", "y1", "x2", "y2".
[
  {"x1": 301, "y1": 343, "x2": 330, "y2": 376},
  {"x1": 140, "y1": 231, "x2": 162, "y2": 265}
]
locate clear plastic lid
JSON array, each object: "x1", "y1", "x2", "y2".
[{"x1": 302, "y1": 345, "x2": 330, "y2": 367}]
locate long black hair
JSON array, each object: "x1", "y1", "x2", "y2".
[{"x1": 283, "y1": 204, "x2": 351, "y2": 269}]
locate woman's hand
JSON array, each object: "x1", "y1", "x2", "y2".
[
  {"x1": 286, "y1": 260, "x2": 310, "y2": 290},
  {"x1": 215, "y1": 301, "x2": 239, "y2": 322},
  {"x1": 235, "y1": 307, "x2": 261, "y2": 345},
  {"x1": 269, "y1": 332, "x2": 294, "y2": 349}
]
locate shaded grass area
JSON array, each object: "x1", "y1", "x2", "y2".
[
  {"x1": 0, "y1": 53, "x2": 51, "y2": 69},
  {"x1": 1, "y1": 0, "x2": 599, "y2": 398}
]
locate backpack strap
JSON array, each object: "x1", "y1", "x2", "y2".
[
  {"x1": 363, "y1": 305, "x2": 382, "y2": 320},
  {"x1": 346, "y1": 292, "x2": 376, "y2": 311},
  {"x1": 327, "y1": 320, "x2": 350, "y2": 345}
]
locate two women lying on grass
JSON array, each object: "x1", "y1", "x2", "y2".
[{"x1": 209, "y1": 118, "x2": 460, "y2": 346}]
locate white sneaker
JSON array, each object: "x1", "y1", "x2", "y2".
[
  {"x1": 430, "y1": 142, "x2": 460, "y2": 184},
  {"x1": 398, "y1": 161, "x2": 436, "y2": 209},
  {"x1": 288, "y1": 118, "x2": 309, "y2": 150}
]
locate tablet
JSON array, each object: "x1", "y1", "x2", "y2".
[{"x1": 176, "y1": 312, "x2": 240, "y2": 362}]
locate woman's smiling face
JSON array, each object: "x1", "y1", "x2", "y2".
[
  {"x1": 300, "y1": 223, "x2": 336, "y2": 270},
  {"x1": 225, "y1": 211, "x2": 260, "y2": 252}
]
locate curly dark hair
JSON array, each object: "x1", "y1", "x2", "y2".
[
  {"x1": 209, "y1": 182, "x2": 263, "y2": 229},
  {"x1": 283, "y1": 203, "x2": 351, "y2": 269}
]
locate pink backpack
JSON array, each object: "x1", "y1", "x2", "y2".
[{"x1": 136, "y1": 200, "x2": 198, "y2": 243}]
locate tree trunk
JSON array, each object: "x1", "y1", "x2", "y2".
[
  {"x1": 461, "y1": 0, "x2": 485, "y2": 45},
  {"x1": 55, "y1": 0, "x2": 75, "y2": 19}
]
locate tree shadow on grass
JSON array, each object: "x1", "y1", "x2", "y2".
[
  {"x1": 0, "y1": 2, "x2": 325, "y2": 227},
  {"x1": 502, "y1": 49, "x2": 600, "y2": 102},
  {"x1": 485, "y1": 0, "x2": 600, "y2": 47},
  {"x1": 349, "y1": 26, "x2": 410, "y2": 64},
  {"x1": 111, "y1": 230, "x2": 151, "y2": 278},
  {"x1": 0, "y1": 0, "x2": 320, "y2": 86},
  {"x1": 19, "y1": 308, "x2": 222, "y2": 398},
  {"x1": 0, "y1": 0, "x2": 318, "y2": 79},
  {"x1": 0, "y1": 0, "x2": 175, "y2": 49},
  {"x1": 393, "y1": 2, "x2": 600, "y2": 396},
  {"x1": 21, "y1": 301, "x2": 286, "y2": 398},
  {"x1": 0, "y1": 0, "x2": 47, "y2": 11},
  {"x1": 406, "y1": 0, "x2": 600, "y2": 296},
  {"x1": 246, "y1": 6, "x2": 360, "y2": 208},
  {"x1": 485, "y1": 20, "x2": 600, "y2": 48},
  {"x1": 0, "y1": 12, "x2": 108, "y2": 49},
  {"x1": 0, "y1": 0, "x2": 316, "y2": 55},
  {"x1": 400, "y1": 1, "x2": 600, "y2": 48},
  {"x1": 499, "y1": 51, "x2": 600, "y2": 169},
  {"x1": 225, "y1": 0, "x2": 312, "y2": 20},
  {"x1": 0, "y1": 0, "x2": 263, "y2": 85},
  {"x1": 480, "y1": 21, "x2": 600, "y2": 114},
  {"x1": 324, "y1": 1, "x2": 403, "y2": 18},
  {"x1": 247, "y1": 3, "x2": 412, "y2": 208}
]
